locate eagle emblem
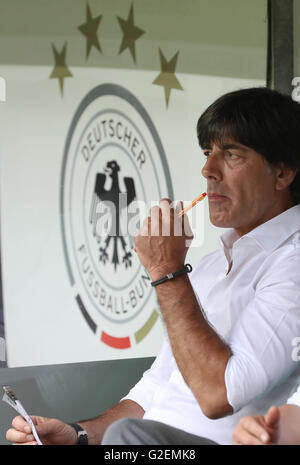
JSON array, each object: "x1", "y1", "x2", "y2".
[{"x1": 89, "y1": 160, "x2": 136, "y2": 271}]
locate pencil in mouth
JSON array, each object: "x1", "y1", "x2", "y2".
[{"x1": 178, "y1": 192, "x2": 207, "y2": 217}]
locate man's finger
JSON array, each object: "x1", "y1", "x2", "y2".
[
  {"x1": 12, "y1": 415, "x2": 32, "y2": 433},
  {"x1": 174, "y1": 200, "x2": 183, "y2": 214},
  {"x1": 239, "y1": 416, "x2": 270, "y2": 444},
  {"x1": 138, "y1": 216, "x2": 150, "y2": 236},
  {"x1": 265, "y1": 406, "x2": 280, "y2": 428},
  {"x1": 159, "y1": 199, "x2": 175, "y2": 236},
  {"x1": 159, "y1": 199, "x2": 173, "y2": 218},
  {"x1": 14, "y1": 441, "x2": 37, "y2": 446},
  {"x1": 6, "y1": 427, "x2": 30, "y2": 443},
  {"x1": 182, "y1": 212, "x2": 194, "y2": 238},
  {"x1": 159, "y1": 198, "x2": 172, "y2": 206},
  {"x1": 149, "y1": 205, "x2": 161, "y2": 236},
  {"x1": 233, "y1": 429, "x2": 266, "y2": 445}
]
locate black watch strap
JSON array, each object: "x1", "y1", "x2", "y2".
[
  {"x1": 151, "y1": 264, "x2": 192, "y2": 287},
  {"x1": 68, "y1": 423, "x2": 88, "y2": 445}
]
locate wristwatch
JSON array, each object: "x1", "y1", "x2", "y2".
[{"x1": 68, "y1": 422, "x2": 88, "y2": 445}]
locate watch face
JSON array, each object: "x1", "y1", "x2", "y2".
[
  {"x1": 69, "y1": 424, "x2": 88, "y2": 444},
  {"x1": 78, "y1": 430, "x2": 88, "y2": 445}
]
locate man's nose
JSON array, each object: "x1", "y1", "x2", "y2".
[{"x1": 201, "y1": 152, "x2": 223, "y2": 181}]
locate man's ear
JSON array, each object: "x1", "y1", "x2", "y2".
[{"x1": 274, "y1": 164, "x2": 298, "y2": 191}]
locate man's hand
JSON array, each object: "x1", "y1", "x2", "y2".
[
  {"x1": 6, "y1": 415, "x2": 78, "y2": 445},
  {"x1": 233, "y1": 406, "x2": 280, "y2": 445},
  {"x1": 134, "y1": 198, "x2": 193, "y2": 280}
]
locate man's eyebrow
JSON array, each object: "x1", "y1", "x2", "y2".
[
  {"x1": 220, "y1": 143, "x2": 247, "y2": 152},
  {"x1": 202, "y1": 143, "x2": 247, "y2": 151},
  {"x1": 201, "y1": 144, "x2": 247, "y2": 152},
  {"x1": 201, "y1": 144, "x2": 214, "y2": 150}
]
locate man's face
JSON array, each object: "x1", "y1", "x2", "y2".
[{"x1": 201, "y1": 140, "x2": 292, "y2": 236}]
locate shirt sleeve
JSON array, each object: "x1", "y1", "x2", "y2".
[
  {"x1": 120, "y1": 331, "x2": 174, "y2": 412},
  {"x1": 287, "y1": 385, "x2": 300, "y2": 407},
  {"x1": 225, "y1": 250, "x2": 300, "y2": 412}
]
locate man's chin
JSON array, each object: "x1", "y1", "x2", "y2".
[{"x1": 209, "y1": 215, "x2": 232, "y2": 229}]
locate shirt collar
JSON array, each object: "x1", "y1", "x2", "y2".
[
  {"x1": 219, "y1": 204, "x2": 300, "y2": 255},
  {"x1": 219, "y1": 229, "x2": 240, "y2": 263}
]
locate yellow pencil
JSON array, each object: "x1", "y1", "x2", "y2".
[
  {"x1": 134, "y1": 192, "x2": 207, "y2": 252},
  {"x1": 178, "y1": 192, "x2": 207, "y2": 217}
]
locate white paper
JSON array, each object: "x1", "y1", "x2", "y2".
[{"x1": 2, "y1": 387, "x2": 43, "y2": 445}]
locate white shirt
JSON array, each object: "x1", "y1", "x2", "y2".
[
  {"x1": 122, "y1": 205, "x2": 300, "y2": 444},
  {"x1": 287, "y1": 384, "x2": 300, "y2": 407}
]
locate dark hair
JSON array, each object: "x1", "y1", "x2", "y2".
[{"x1": 197, "y1": 87, "x2": 300, "y2": 204}]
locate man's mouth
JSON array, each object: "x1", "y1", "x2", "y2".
[{"x1": 207, "y1": 193, "x2": 228, "y2": 201}]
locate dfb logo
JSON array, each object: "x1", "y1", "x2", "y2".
[{"x1": 60, "y1": 84, "x2": 174, "y2": 349}]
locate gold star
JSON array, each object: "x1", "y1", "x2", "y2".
[
  {"x1": 117, "y1": 3, "x2": 145, "y2": 63},
  {"x1": 153, "y1": 48, "x2": 183, "y2": 108},
  {"x1": 78, "y1": 3, "x2": 103, "y2": 59},
  {"x1": 50, "y1": 42, "x2": 73, "y2": 96}
]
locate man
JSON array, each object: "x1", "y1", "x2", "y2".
[
  {"x1": 6, "y1": 87, "x2": 300, "y2": 445},
  {"x1": 233, "y1": 386, "x2": 300, "y2": 445}
]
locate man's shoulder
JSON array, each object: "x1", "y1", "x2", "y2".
[
  {"x1": 266, "y1": 239, "x2": 300, "y2": 267},
  {"x1": 256, "y1": 243, "x2": 300, "y2": 290}
]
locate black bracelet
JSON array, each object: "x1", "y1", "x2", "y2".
[
  {"x1": 68, "y1": 423, "x2": 88, "y2": 445},
  {"x1": 151, "y1": 264, "x2": 192, "y2": 287}
]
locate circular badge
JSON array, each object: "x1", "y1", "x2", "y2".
[{"x1": 60, "y1": 84, "x2": 173, "y2": 349}]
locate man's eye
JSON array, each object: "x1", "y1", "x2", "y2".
[
  {"x1": 227, "y1": 151, "x2": 238, "y2": 159},
  {"x1": 203, "y1": 151, "x2": 211, "y2": 157}
]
